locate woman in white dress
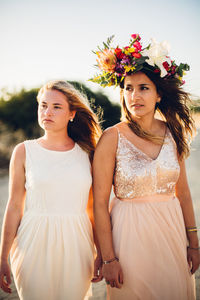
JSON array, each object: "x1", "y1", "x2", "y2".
[{"x1": 0, "y1": 80, "x2": 101, "y2": 300}]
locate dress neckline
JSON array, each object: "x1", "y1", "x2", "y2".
[
  {"x1": 34, "y1": 140, "x2": 77, "y2": 153},
  {"x1": 118, "y1": 127, "x2": 168, "y2": 161}
]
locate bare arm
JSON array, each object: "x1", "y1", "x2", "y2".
[
  {"x1": 175, "y1": 159, "x2": 199, "y2": 247},
  {"x1": 0, "y1": 143, "x2": 26, "y2": 292},
  {"x1": 175, "y1": 158, "x2": 200, "y2": 273},
  {"x1": 87, "y1": 187, "x2": 103, "y2": 282},
  {"x1": 87, "y1": 187, "x2": 101, "y2": 254},
  {"x1": 93, "y1": 128, "x2": 117, "y2": 260},
  {"x1": 93, "y1": 127, "x2": 123, "y2": 288}
]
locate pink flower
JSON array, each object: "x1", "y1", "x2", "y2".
[
  {"x1": 133, "y1": 41, "x2": 142, "y2": 52},
  {"x1": 96, "y1": 49, "x2": 117, "y2": 72},
  {"x1": 171, "y1": 65, "x2": 176, "y2": 74},
  {"x1": 131, "y1": 34, "x2": 141, "y2": 41}
]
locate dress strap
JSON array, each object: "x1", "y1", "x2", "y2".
[
  {"x1": 114, "y1": 126, "x2": 122, "y2": 137},
  {"x1": 113, "y1": 126, "x2": 123, "y2": 156}
]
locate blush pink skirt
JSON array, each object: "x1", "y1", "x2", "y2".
[{"x1": 108, "y1": 195, "x2": 195, "y2": 300}]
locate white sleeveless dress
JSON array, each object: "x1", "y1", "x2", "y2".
[{"x1": 10, "y1": 140, "x2": 94, "y2": 300}]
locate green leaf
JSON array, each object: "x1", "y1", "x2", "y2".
[
  {"x1": 107, "y1": 35, "x2": 115, "y2": 47},
  {"x1": 103, "y1": 42, "x2": 109, "y2": 49}
]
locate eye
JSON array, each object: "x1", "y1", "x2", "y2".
[
  {"x1": 140, "y1": 86, "x2": 149, "y2": 91},
  {"x1": 125, "y1": 86, "x2": 133, "y2": 91},
  {"x1": 40, "y1": 103, "x2": 47, "y2": 108},
  {"x1": 54, "y1": 106, "x2": 61, "y2": 109}
]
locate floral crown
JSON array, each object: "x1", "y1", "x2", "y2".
[{"x1": 89, "y1": 34, "x2": 189, "y2": 87}]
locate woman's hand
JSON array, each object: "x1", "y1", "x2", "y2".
[
  {"x1": 0, "y1": 260, "x2": 12, "y2": 293},
  {"x1": 91, "y1": 253, "x2": 103, "y2": 282},
  {"x1": 102, "y1": 260, "x2": 123, "y2": 289},
  {"x1": 187, "y1": 247, "x2": 200, "y2": 274}
]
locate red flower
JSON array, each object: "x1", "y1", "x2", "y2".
[
  {"x1": 131, "y1": 34, "x2": 141, "y2": 41},
  {"x1": 132, "y1": 52, "x2": 142, "y2": 58},
  {"x1": 163, "y1": 61, "x2": 170, "y2": 71},
  {"x1": 154, "y1": 69, "x2": 160, "y2": 73},
  {"x1": 115, "y1": 48, "x2": 124, "y2": 59}
]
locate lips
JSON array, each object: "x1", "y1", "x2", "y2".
[
  {"x1": 132, "y1": 104, "x2": 144, "y2": 108},
  {"x1": 43, "y1": 119, "x2": 54, "y2": 122}
]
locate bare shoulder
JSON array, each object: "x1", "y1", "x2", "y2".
[
  {"x1": 9, "y1": 143, "x2": 26, "y2": 197},
  {"x1": 98, "y1": 122, "x2": 127, "y2": 141},
  {"x1": 97, "y1": 126, "x2": 118, "y2": 146},
  {"x1": 95, "y1": 125, "x2": 120, "y2": 156},
  {"x1": 12, "y1": 142, "x2": 25, "y2": 157},
  {"x1": 10, "y1": 142, "x2": 26, "y2": 166}
]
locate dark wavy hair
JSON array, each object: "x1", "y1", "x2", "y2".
[
  {"x1": 37, "y1": 80, "x2": 102, "y2": 162},
  {"x1": 120, "y1": 68, "x2": 195, "y2": 159}
]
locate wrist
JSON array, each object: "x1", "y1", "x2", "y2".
[
  {"x1": 188, "y1": 243, "x2": 199, "y2": 249},
  {"x1": 96, "y1": 248, "x2": 102, "y2": 256},
  {"x1": 186, "y1": 226, "x2": 197, "y2": 231},
  {"x1": 188, "y1": 236, "x2": 199, "y2": 248},
  {"x1": 102, "y1": 257, "x2": 119, "y2": 265},
  {"x1": 0, "y1": 247, "x2": 9, "y2": 262},
  {"x1": 102, "y1": 251, "x2": 116, "y2": 262},
  {"x1": 0, "y1": 256, "x2": 9, "y2": 263},
  {"x1": 95, "y1": 252, "x2": 102, "y2": 261},
  {"x1": 187, "y1": 246, "x2": 200, "y2": 251},
  {"x1": 186, "y1": 226, "x2": 198, "y2": 235}
]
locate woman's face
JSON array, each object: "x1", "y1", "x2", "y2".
[
  {"x1": 123, "y1": 72, "x2": 160, "y2": 120},
  {"x1": 38, "y1": 89, "x2": 75, "y2": 132}
]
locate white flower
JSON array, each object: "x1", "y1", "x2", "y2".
[{"x1": 142, "y1": 38, "x2": 171, "y2": 77}]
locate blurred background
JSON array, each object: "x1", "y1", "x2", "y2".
[{"x1": 0, "y1": 0, "x2": 200, "y2": 299}]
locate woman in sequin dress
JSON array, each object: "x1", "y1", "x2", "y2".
[
  {"x1": 0, "y1": 80, "x2": 101, "y2": 300},
  {"x1": 92, "y1": 35, "x2": 200, "y2": 300}
]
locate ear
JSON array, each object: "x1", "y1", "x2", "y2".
[
  {"x1": 70, "y1": 111, "x2": 76, "y2": 119},
  {"x1": 157, "y1": 95, "x2": 161, "y2": 103}
]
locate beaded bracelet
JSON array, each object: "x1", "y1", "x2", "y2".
[
  {"x1": 186, "y1": 227, "x2": 198, "y2": 233},
  {"x1": 188, "y1": 246, "x2": 200, "y2": 251},
  {"x1": 103, "y1": 257, "x2": 119, "y2": 264}
]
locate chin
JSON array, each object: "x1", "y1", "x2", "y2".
[
  {"x1": 42, "y1": 123, "x2": 55, "y2": 130},
  {"x1": 130, "y1": 111, "x2": 145, "y2": 118}
]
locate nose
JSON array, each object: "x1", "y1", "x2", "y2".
[
  {"x1": 131, "y1": 89, "x2": 140, "y2": 100},
  {"x1": 44, "y1": 107, "x2": 53, "y2": 116}
]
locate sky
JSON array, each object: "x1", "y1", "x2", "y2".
[{"x1": 0, "y1": 0, "x2": 200, "y2": 103}]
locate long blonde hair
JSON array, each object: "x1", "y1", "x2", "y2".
[{"x1": 37, "y1": 80, "x2": 102, "y2": 161}]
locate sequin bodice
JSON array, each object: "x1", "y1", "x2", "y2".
[{"x1": 114, "y1": 128, "x2": 180, "y2": 199}]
